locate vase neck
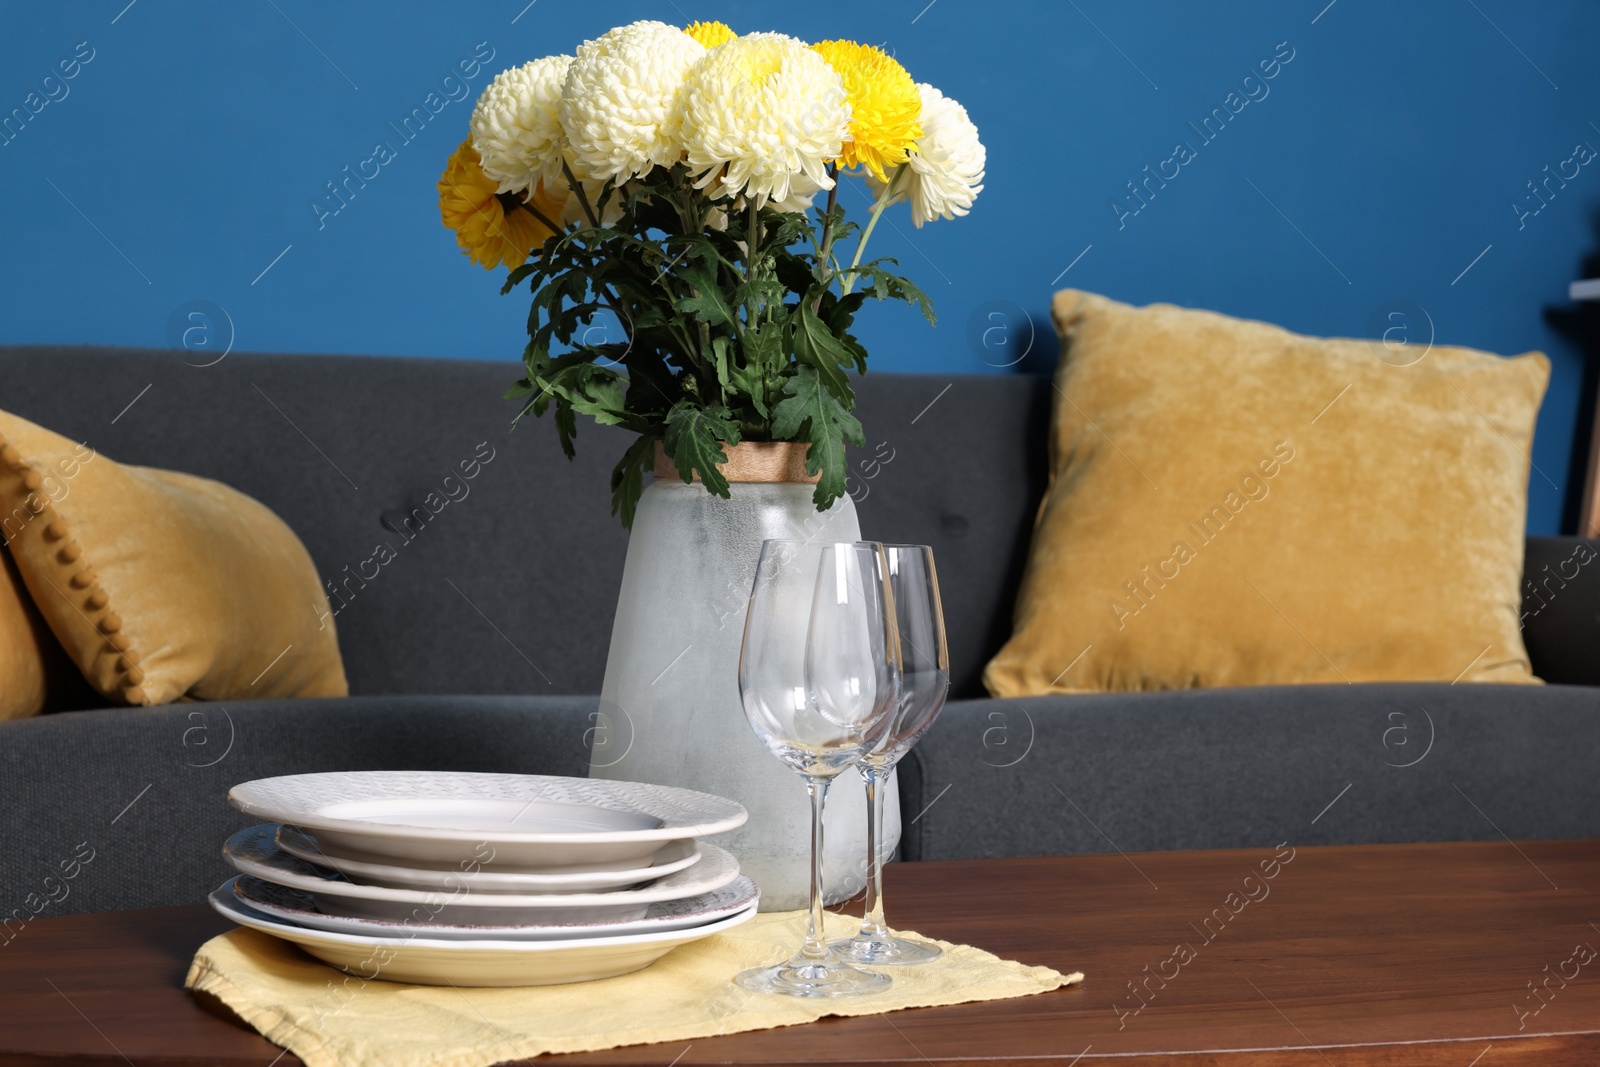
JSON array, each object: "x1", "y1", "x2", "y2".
[{"x1": 651, "y1": 440, "x2": 819, "y2": 485}]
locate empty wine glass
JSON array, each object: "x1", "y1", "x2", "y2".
[
  {"x1": 734, "y1": 539, "x2": 900, "y2": 998},
  {"x1": 830, "y1": 543, "x2": 950, "y2": 965}
]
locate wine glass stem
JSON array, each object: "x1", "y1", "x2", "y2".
[
  {"x1": 801, "y1": 775, "x2": 833, "y2": 962},
  {"x1": 859, "y1": 763, "x2": 889, "y2": 940}
]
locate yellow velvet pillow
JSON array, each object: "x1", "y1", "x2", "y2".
[
  {"x1": 984, "y1": 290, "x2": 1549, "y2": 696},
  {"x1": 0, "y1": 547, "x2": 95, "y2": 723},
  {"x1": 0, "y1": 547, "x2": 60, "y2": 723},
  {"x1": 0, "y1": 410, "x2": 348, "y2": 706}
]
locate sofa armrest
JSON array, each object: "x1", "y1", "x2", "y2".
[{"x1": 1522, "y1": 538, "x2": 1600, "y2": 686}]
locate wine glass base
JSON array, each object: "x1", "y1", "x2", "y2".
[
  {"x1": 734, "y1": 957, "x2": 892, "y2": 997},
  {"x1": 827, "y1": 934, "x2": 944, "y2": 966}
]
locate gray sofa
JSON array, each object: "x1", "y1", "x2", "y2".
[{"x1": 2, "y1": 346, "x2": 1596, "y2": 917}]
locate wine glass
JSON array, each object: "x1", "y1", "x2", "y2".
[
  {"x1": 829, "y1": 543, "x2": 950, "y2": 965},
  {"x1": 734, "y1": 539, "x2": 900, "y2": 997}
]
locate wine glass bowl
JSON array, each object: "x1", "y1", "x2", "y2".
[
  {"x1": 733, "y1": 539, "x2": 898, "y2": 998},
  {"x1": 830, "y1": 543, "x2": 950, "y2": 967},
  {"x1": 806, "y1": 552, "x2": 892, "y2": 732},
  {"x1": 870, "y1": 543, "x2": 949, "y2": 762},
  {"x1": 737, "y1": 541, "x2": 897, "y2": 778}
]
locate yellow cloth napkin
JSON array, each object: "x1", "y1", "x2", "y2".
[{"x1": 186, "y1": 909, "x2": 1083, "y2": 1067}]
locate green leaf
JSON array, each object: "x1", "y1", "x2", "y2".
[
  {"x1": 766, "y1": 211, "x2": 811, "y2": 251},
  {"x1": 610, "y1": 434, "x2": 656, "y2": 529},
  {"x1": 501, "y1": 263, "x2": 538, "y2": 295},
  {"x1": 771, "y1": 365, "x2": 864, "y2": 510},
  {"x1": 552, "y1": 397, "x2": 578, "y2": 459},
  {"x1": 677, "y1": 233, "x2": 743, "y2": 273},
  {"x1": 709, "y1": 335, "x2": 733, "y2": 395},
  {"x1": 727, "y1": 322, "x2": 783, "y2": 420},
  {"x1": 849, "y1": 262, "x2": 937, "y2": 324},
  {"x1": 772, "y1": 249, "x2": 815, "y2": 297},
  {"x1": 662, "y1": 401, "x2": 742, "y2": 499},
  {"x1": 790, "y1": 299, "x2": 858, "y2": 403},
  {"x1": 493, "y1": 162, "x2": 941, "y2": 530},
  {"x1": 566, "y1": 367, "x2": 629, "y2": 427},
  {"x1": 622, "y1": 351, "x2": 677, "y2": 420},
  {"x1": 674, "y1": 263, "x2": 738, "y2": 329},
  {"x1": 745, "y1": 318, "x2": 784, "y2": 368},
  {"x1": 820, "y1": 291, "x2": 867, "y2": 334}
]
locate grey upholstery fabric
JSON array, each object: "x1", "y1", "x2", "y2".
[
  {"x1": 1, "y1": 347, "x2": 1598, "y2": 917},
  {"x1": 898, "y1": 683, "x2": 1600, "y2": 862},
  {"x1": 0, "y1": 696, "x2": 594, "y2": 918},
  {"x1": 0, "y1": 347, "x2": 1048, "y2": 700},
  {"x1": 843, "y1": 374, "x2": 1053, "y2": 697},
  {"x1": 10, "y1": 681, "x2": 1596, "y2": 916},
  {"x1": 0, "y1": 347, "x2": 631, "y2": 700},
  {"x1": 0, "y1": 348, "x2": 1590, "y2": 698}
]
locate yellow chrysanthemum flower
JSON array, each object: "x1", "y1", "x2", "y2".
[
  {"x1": 810, "y1": 40, "x2": 922, "y2": 182},
  {"x1": 438, "y1": 139, "x2": 565, "y2": 270},
  {"x1": 684, "y1": 20, "x2": 736, "y2": 49}
]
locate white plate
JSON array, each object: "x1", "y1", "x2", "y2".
[
  {"x1": 228, "y1": 771, "x2": 747, "y2": 870},
  {"x1": 276, "y1": 826, "x2": 702, "y2": 893},
  {"x1": 223, "y1": 824, "x2": 740, "y2": 925},
  {"x1": 209, "y1": 881, "x2": 759, "y2": 986},
  {"x1": 234, "y1": 873, "x2": 760, "y2": 941}
]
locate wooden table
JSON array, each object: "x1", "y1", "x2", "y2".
[{"x1": 3, "y1": 840, "x2": 1599, "y2": 1066}]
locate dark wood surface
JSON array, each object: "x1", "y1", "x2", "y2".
[{"x1": 3, "y1": 840, "x2": 1599, "y2": 1066}]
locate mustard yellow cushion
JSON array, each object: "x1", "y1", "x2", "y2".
[
  {"x1": 0, "y1": 547, "x2": 66, "y2": 723},
  {"x1": 983, "y1": 290, "x2": 1549, "y2": 696},
  {"x1": 0, "y1": 543, "x2": 86, "y2": 720},
  {"x1": 0, "y1": 410, "x2": 348, "y2": 706}
]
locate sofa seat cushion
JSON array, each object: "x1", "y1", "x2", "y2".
[
  {"x1": 0, "y1": 695, "x2": 597, "y2": 919},
  {"x1": 899, "y1": 684, "x2": 1600, "y2": 862}
]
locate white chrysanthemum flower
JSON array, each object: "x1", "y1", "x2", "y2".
[
  {"x1": 560, "y1": 21, "x2": 705, "y2": 183},
  {"x1": 770, "y1": 173, "x2": 822, "y2": 214},
  {"x1": 678, "y1": 32, "x2": 850, "y2": 208},
  {"x1": 470, "y1": 55, "x2": 573, "y2": 196},
  {"x1": 872, "y1": 83, "x2": 985, "y2": 227}
]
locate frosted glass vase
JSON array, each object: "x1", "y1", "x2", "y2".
[{"x1": 590, "y1": 445, "x2": 900, "y2": 911}]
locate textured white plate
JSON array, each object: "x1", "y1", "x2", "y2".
[
  {"x1": 276, "y1": 826, "x2": 702, "y2": 893},
  {"x1": 234, "y1": 873, "x2": 760, "y2": 941},
  {"x1": 223, "y1": 824, "x2": 741, "y2": 925},
  {"x1": 209, "y1": 881, "x2": 760, "y2": 986},
  {"x1": 228, "y1": 771, "x2": 746, "y2": 870}
]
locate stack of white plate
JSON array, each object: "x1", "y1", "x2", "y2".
[{"x1": 209, "y1": 771, "x2": 754, "y2": 987}]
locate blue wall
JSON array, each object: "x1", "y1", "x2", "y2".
[{"x1": 2, "y1": 1, "x2": 1597, "y2": 532}]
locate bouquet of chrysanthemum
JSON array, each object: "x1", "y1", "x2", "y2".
[{"x1": 438, "y1": 20, "x2": 984, "y2": 526}]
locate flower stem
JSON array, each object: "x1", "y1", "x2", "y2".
[
  {"x1": 747, "y1": 196, "x2": 761, "y2": 265},
  {"x1": 551, "y1": 163, "x2": 642, "y2": 373},
  {"x1": 841, "y1": 164, "x2": 908, "y2": 296},
  {"x1": 511, "y1": 197, "x2": 564, "y2": 243},
  {"x1": 562, "y1": 161, "x2": 601, "y2": 229},
  {"x1": 817, "y1": 164, "x2": 840, "y2": 270},
  {"x1": 810, "y1": 164, "x2": 841, "y2": 316},
  {"x1": 675, "y1": 176, "x2": 697, "y2": 236},
  {"x1": 745, "y1": 195, "x2": 761, "y2": 327}
]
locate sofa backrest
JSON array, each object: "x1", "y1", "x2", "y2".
[
  {"x1": 5, "y1": 346, "x2": 1589, "y2": 701},
  {"x1": 0, "y1": 347, "x2": 1050, "y2": 699}
]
